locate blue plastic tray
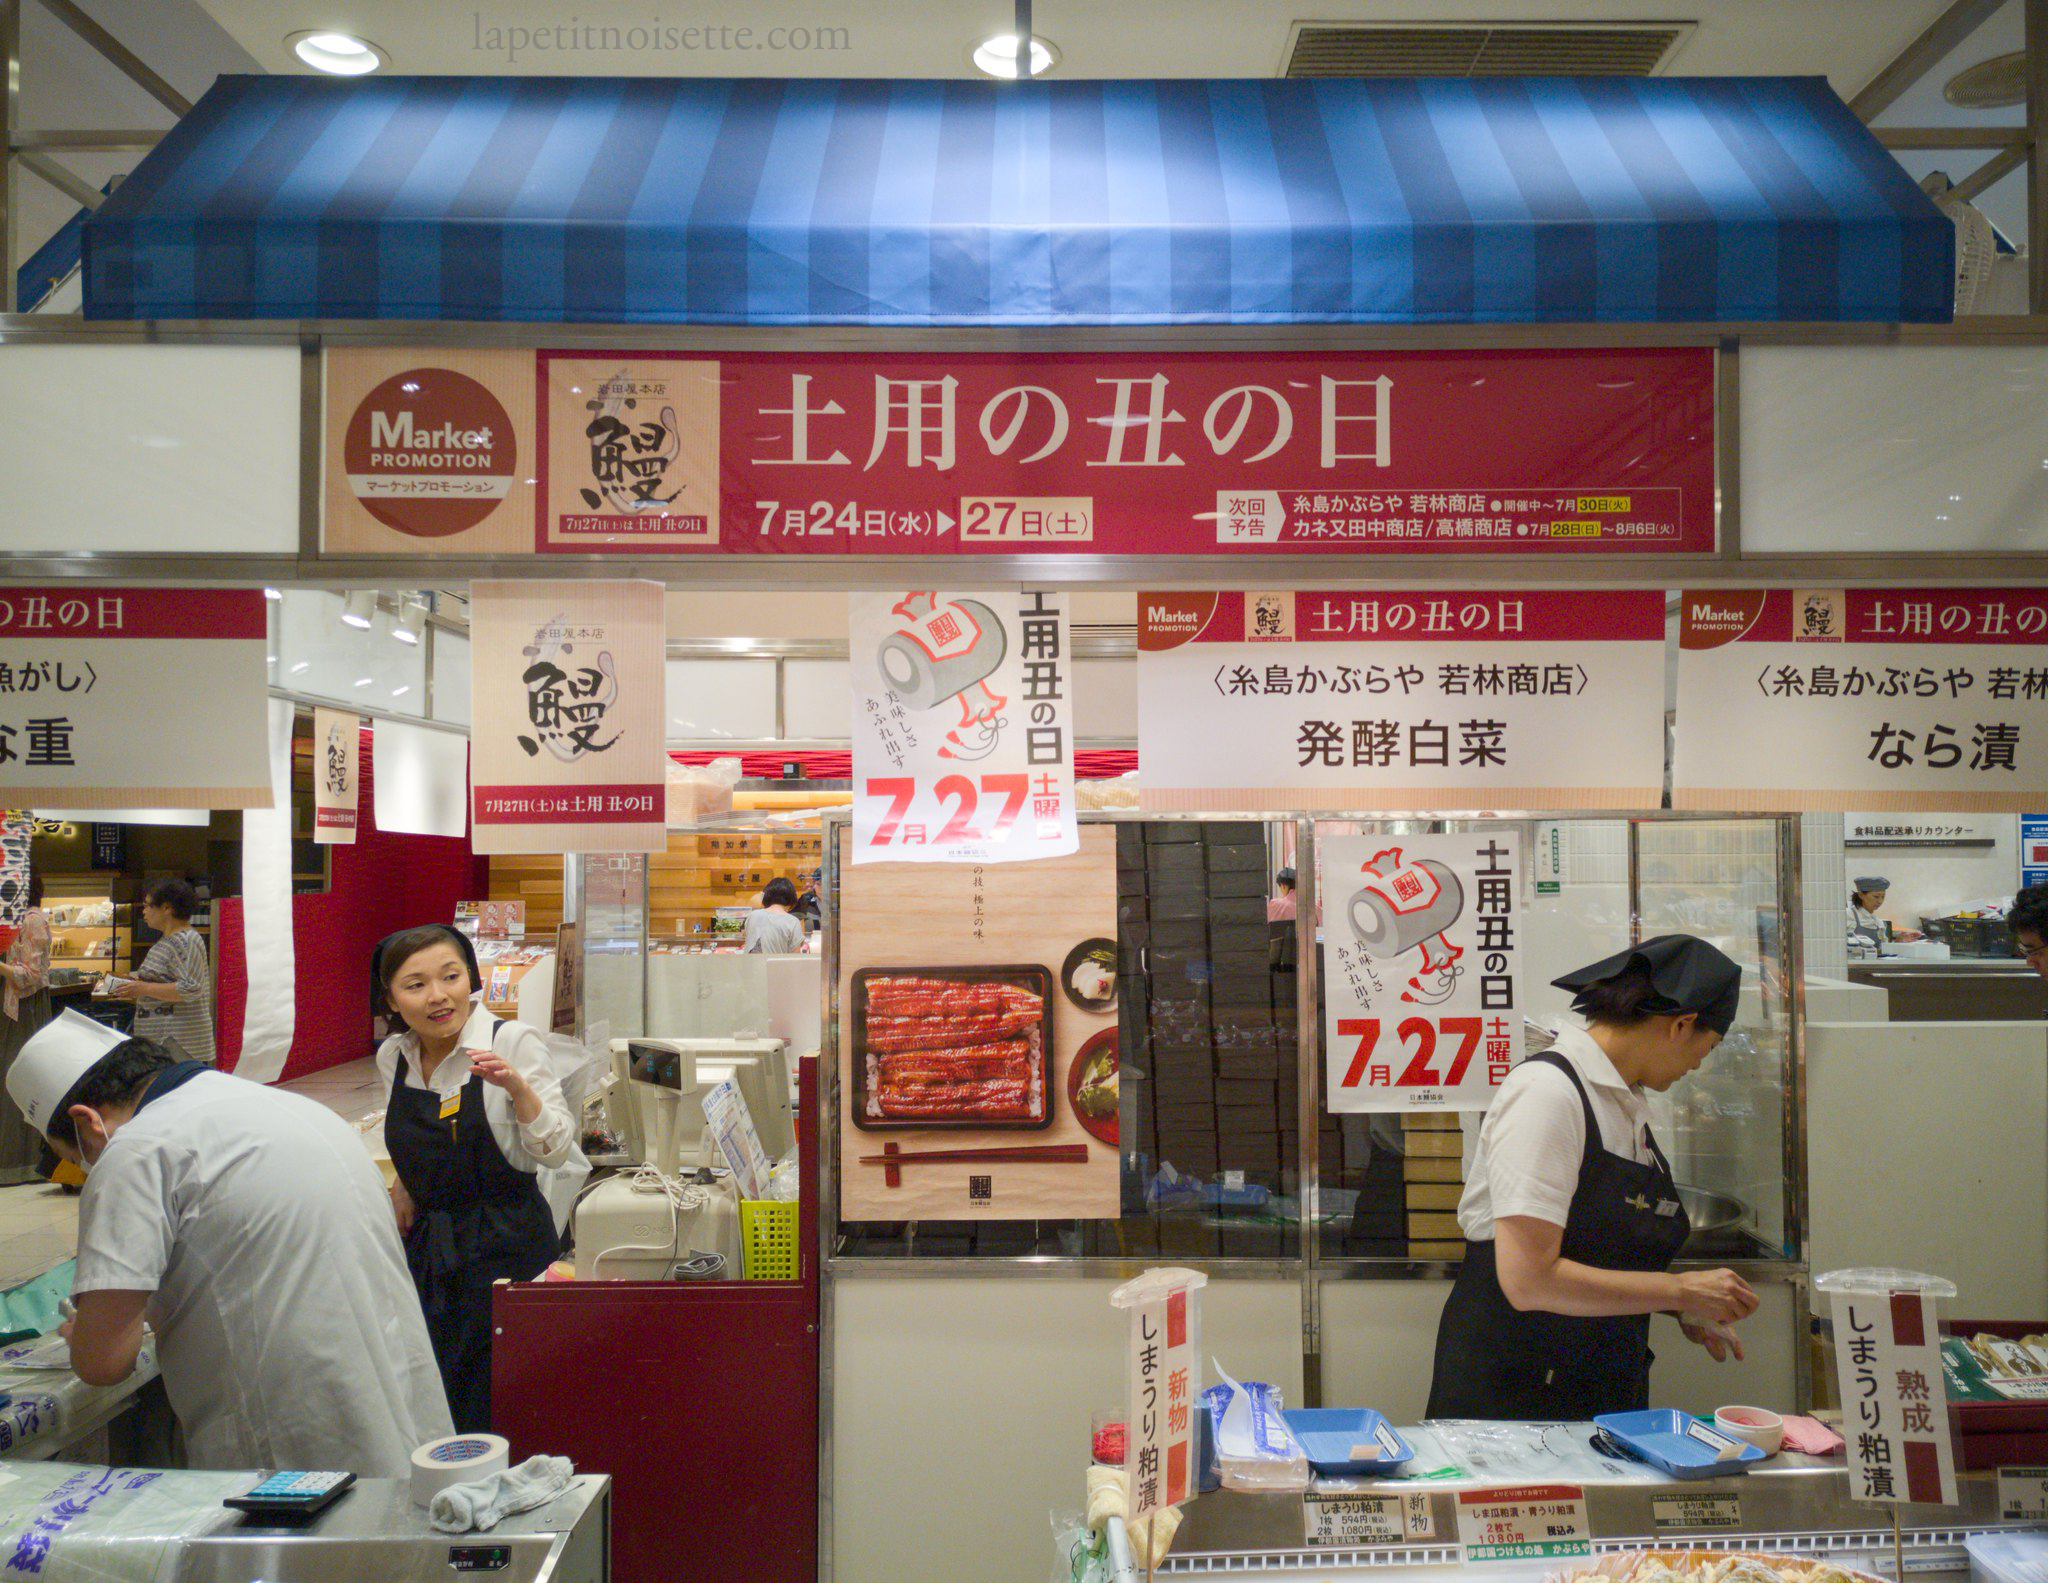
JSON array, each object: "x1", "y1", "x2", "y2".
[
  {"x1": 1593, "y1": 1409, "x2": 1767, "y2": 1479},
  {"x1": 1280, "y1": 1408, "x2": 1415, "y2": 1476}
]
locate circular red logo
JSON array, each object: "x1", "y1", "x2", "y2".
[{"x1": 343, "y1": 368, "x2": 516, "y2": 537}]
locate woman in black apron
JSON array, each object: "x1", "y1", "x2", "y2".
[
  {"x1": 1426, "y1": 935, "x2": 1758, "y2": 1420},
  {"x1": 374, "y1": 926, "x2": 570, "y2": 1433}
]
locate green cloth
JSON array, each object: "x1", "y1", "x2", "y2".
[{"x1": 0, "y1": 1259, "x2": 73, "y2": 1348}]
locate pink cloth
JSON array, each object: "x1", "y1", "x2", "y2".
[
  {"x1": 1267, "y1": 895, "x2": 1297, "y2": 922},
  {"x1": 1780, "y1": 1415, "x2": 1844, "y2": 1455}
]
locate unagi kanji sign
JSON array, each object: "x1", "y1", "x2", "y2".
[
  {"x1": 1675, "y1": 588, "x2": 2048, "y2": 811},
  {"x1": 1137, "y1": 590, "x2": 1667, "y2": 811},
  {"x1": 323, "y1": 347, "x2": 1714, "y2": 558}
]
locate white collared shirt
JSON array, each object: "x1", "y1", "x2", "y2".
[
  {"x1": 1457, "y1": 1023, "x2": 1656, "y2": 1240},
  {"x1": 375, "y1": 1002, "x2": 575, "y2": 1173}
]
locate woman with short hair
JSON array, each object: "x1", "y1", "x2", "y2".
[
  {"x1": 744, "y1": 877, "x2": 806, "y2": 954},
  {"x1": 111, "y1": 878, "x2": 213, "y2": 1064}
]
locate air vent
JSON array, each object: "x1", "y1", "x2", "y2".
[
  {"x1": 1284, "y1": 23, "x2": 1689, "y2": 79},
  {"x1": 1945, "y1": 50, "x2": 2026, "y2": 110}
]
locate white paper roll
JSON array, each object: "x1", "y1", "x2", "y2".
[{"x1": 410, "y1": 1433, "x2": 511, "y2": 1505}]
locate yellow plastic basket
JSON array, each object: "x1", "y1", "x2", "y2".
[{"x1": 740, "y1": 1199, "x2": 800, "y2": 1281}]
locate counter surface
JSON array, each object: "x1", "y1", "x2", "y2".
[{"x1": 0, "y1": 1339, "x2": 159, "y2": 1459}]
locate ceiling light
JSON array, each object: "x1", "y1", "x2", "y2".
[
  {"x1": 393, "y1": 598, "x2": 428, "y2": 645},
  {"x1": 353, "y1": 677, "x2": 374, "y2": 688},
  {"x1": 392, "y1": 686, "x2": 411, "y2": 697},
  {"x1": 972, "y1": 33, "x2": 1057, "y2": 78},
  {"x1": 288, "y1": 30, "x2": 387, "y2": 75},
  {"x1": 340, "y1": 591, "x2": 376, "y2": 629},
  {"x1": 263, "y1": 587, "x2": 282, "y2": 601}
]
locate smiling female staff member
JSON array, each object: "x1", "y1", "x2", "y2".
[
  {"x1": 374, "y1": 925, "x2": 579, "y2": 1432},
  {"x1": 1426, "y1": 935, "x2": 1760, "y2": 1420}
]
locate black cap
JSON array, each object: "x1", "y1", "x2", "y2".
[
  {"x1": 370, "y1": 924, "x2": 481, "y2": 1018},
  {"x1": 1552, "y1": 933, "x2": 1743, "y2": 1036},
  {"x1": 1276, "y1": 868, "x2": 1297, "y2": 886}
]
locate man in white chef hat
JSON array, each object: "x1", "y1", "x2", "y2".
[{"x1": 10, "y1": 1011, "x2": 453, "y2": 1475}]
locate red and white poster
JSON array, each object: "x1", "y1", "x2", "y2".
[
  {"x1": 1321, "y1": 832, "x2": 1523, "y2": 1113},
  {"x1": 477, "y1": 899, "x2": 525, "y2": 939},
  {"x1": 1676, "y1": 588, "x2": 2048, "y2": 811},
  {"x1": 849, "y1": 590, "x2": 1076, "y2": 865},
  {"x1": 312, "y1": 707, "x2": 359, "y2": 844},
  {"x1": 325, "y1": 347, "x2": 1714, "y2": 559},
  {"x1": 1111, "y1": 1268, "x2": 1207, "y2": 1529},
  {"x1": 1138, "y1": 591, "x2": 1667, "y2": 811},
  {"x1": 469, "y1": 580, "x2": 666, "y2": 854},
  {"x1": 0, "y1": 589, "x2": 269, "y2": 809},
  {"x1": 1829, "y1": 1288, "x2": 1960, "y2": 1508}
]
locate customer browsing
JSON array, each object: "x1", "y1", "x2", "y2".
[{"x1": 8, "y1": 1011, "x2": 452, "y2": 1474}]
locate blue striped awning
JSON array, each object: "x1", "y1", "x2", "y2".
[{"x1": 82, "y1": 74, "x2": 1954, "y2": 326}]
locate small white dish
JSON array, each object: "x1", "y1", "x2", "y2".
[{"x1": 1714, "y1": 1405, "x2": 1785, "y2": 1456}]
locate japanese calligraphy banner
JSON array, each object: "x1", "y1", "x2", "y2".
[
  {"x1": 1110, "y1": 1268, "x2": 1206, "y2": 1530},
  {"x1": 1321, "y1": 833, "x2": 1523, "y2": 1113},
  {"x1": 0, "y1": 589, "x2": 268, "y2": 809},
  {"x1": 850, "y1": 590, "x2": 1076, "y2": 865},
  {"x1": 1138, "y1": 591, "x2": 1666, "y2": 811},
  {"x1": 321, "y1": 346, "x2": 1714, "y2": 558},
  {"x1": 1828, "y1": 1288, "x2": 1960, "y2": 1508},
  {"x1": 312, "y1": 708, "x2": 359, "y2": 844},
  {"x1": 1675, "y1": 588, "x2": 2048, "y2": 811},
  {"x1": 469, "y1": 580, "x2": 666, "y2": 854}
]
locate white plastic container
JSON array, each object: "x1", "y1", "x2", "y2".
[{"x1": 1966, "y1": 1530, "x2": 2048, "y2": 1583}]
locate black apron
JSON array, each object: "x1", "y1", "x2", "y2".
[
  {"x1": 1426, "y1": 1050, "x2": 1691, "y2": 1421},
  {"x1": 387, "y1": 1031, "x2": 559, "y2": 1434}
]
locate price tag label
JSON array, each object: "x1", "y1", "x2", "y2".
[
  {"x1": 1684, "y1": 1420, "x2": 1746, "y2": 1462},
  {"x1": 1344, "y1": 1423, "x2": 1408, "y2": 1463},
  {"x1": 1989, "y1": 1378, "x2": 2048, "y2": 1402},
  {"x1": 1455, "y1": 1485, "x2": 1590, "y2": 1564},
  {"x1": 1303, "y1": 1492, "x2": 1435, "y2": 1548},
  {"x1": 1998, "y1": 1466, "x2": 2048, "y2": 1520},
  {"x1": 1653, "y1": 1494, "x2": 1744, "y2": 1531}
]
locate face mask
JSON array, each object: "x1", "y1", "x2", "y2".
[{"x1": 68, "y1": 1110, "x2": 111, "y2": 1175}]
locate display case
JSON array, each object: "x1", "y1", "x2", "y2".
[{"x1": 39, "y1": 887, "x2": 128, "y2": 992}]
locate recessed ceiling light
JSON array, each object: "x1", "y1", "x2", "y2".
[
  {"x1": 971, "y1": 33, "x2": 1057, "y2": 78},
  {"x1": 288, "y1": 30, "x2": 387, "y2": 75}
]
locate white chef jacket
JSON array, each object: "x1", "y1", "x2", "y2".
[
  {"x1": 376, "y1": 1003, "x2": 575, "y2": 1173},
  {"x1": 1457, "y1": 1025, "x2": 1657, "y2": 1241},
  {"x1": 72, "y1": 1070, "x2": 454, "y2": 1475}
]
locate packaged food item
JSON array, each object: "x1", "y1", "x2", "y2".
[
  {"x1": 665, "y1": 757, "x2": 741, "y2": 826},
  {"x1": 1202, "y1": 1364, "x2": 1309, "y2": 1492},
  {"x1": 1551, "y1": 1553, "x2": 1885, "y2": 1583}
]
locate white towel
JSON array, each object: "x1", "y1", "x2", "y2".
[{"x1": 427, "y1": 1455, "x2": 575, "y2": 1535}]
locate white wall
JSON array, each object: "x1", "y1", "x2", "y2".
[{"x1": 1842, "y1": 814, "x2": 2022, "y2": 929}]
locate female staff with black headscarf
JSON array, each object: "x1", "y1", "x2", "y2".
[
  {"x1": 1426, "y1": 935, "x2": 1760, "y2": 1420},
  {"x1": 372, "y1": 925, "x2": 579, "y2": 1432}
]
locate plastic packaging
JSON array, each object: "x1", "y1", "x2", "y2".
[
  {"x1": 1203, "y1": 1364, "x2": 1310, "y2": 1491},
  {"x1": 665, "y1": 757, "x2": 741, "y2": 827},
  {"x1": 1965, "y1": 1529, "x2": 2048, "y2": 1583}
]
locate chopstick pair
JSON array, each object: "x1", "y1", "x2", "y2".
[{"x1": 860, "y1": 1140, "x2": 1088, "y2": 1187}]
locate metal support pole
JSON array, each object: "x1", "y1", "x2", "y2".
[
  {"x1": 1, "y1": 0, "x2": 17, "y2": 315},
  {"x1": 1015, "y1": 0, "x2": 1031, "y2": 79},
  {"x1": 2029, "y1": 0, "x2": 2048, "y2": 313}
]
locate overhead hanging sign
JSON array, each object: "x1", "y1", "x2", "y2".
[
  {"x1": 1137, "y1": 591, "x2": 1666, "y2": 811},
  {"x1": 850, "y1": 590, "x2": 1076, "y2": 865},
  {"x1": 1676, "y1": 588, "x2": 2048, "y2": 811},
  {"x1": 469, "y1": 580, "x2": 666, "y2": 854},
  {"x1": 0, "y1": 589, "x2": 268, "y2": 809},
  {"x1": 312, "y1": 708, "x2": 359, "y2": 845},
  {"x1": 322, "y1": 346, "x2": 1715, "y2": 558},
  {"x1": 1320, "y1": 832, "x2": 1524, "y2": 1113}
]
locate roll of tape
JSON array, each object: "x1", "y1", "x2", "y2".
[{"x1": 410, "y1": 1433, "x2": 511, "y2": 1505}]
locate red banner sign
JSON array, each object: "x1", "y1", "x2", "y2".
[{"x1": 325, "y1": 347, "x2": 1716, "y2": 559}]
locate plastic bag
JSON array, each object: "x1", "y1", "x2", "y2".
[
  {"x1": 1048, "y1": 1511, "x2": 1111, "y2": 1583},
  {"x1": 666, "y1": 757, "x2": 741, "y2": 827},
  {"x1": 765, "y1": 1149, "x2": 800, "y2": 1203},
  {"x1": 1204, "y1": 1363, "x2": 1309, "y2": 1491}
]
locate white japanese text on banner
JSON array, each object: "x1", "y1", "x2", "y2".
[
  {"x1": 850, "y1": 591, "x2": 1076, "y2": 864},
  {"x1": 1677, "y1": 588, "x2": 2048, "y2": 811},
  {"x1": 1321, "y1": 832, "x2": 1523, "y2": 1113},
  {"x1": 1138, "y1": 591, "x2": 1665, "y2": 811}
]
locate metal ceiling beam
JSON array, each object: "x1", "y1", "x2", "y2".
[
  {"x1": 1874, "y1": 126, "x2": 2028, "y2": 148},
  {"x1": 1, "y1": 0, "x2": 16, "y2": 315},
  {"x1": 30, "y1": 0, "x2": 188, "y2": 118},
  {"x1": 1953, "y1": 138, "x2": 2032, "y2": 200},
  {"x1": 9, "y1": 129, "x2": 157, "y2": 151},
  {"x1": 16, "y1": 147, "x2": 96, "y2": 209},
  {"x1": 1850, "y1": 0, "x2": 2008, "y2": 122}
]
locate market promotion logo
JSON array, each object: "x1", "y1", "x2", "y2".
[
  {"x1": 1137, "y1": 592, "x2": 1221, "y2": 651},
  {"x1": 1678, "y1": 589, "x2": 1769, "y2": 650},
  {"x1": 343, "y1": 369, "x2": 516, "y2": 537}
]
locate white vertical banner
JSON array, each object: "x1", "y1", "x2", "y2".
[
  {"x1": 1110, "y1": 1268, "x2": 1207, "y2": 1528},
  {"x1": 849, "y1": 590, "x2": 1077, "y2": 864},
  {"x1": 234, "y1": 697, "x2": 298, "y2": 1084},
  {"x1": 1320, "y1": 832, "x2": 1524, "y2": 1113},
  {"x1": 312, "y1": 707, "x2": 359, "y2": 845},
  {"x1": 373, "y1": 719, "x2": 470, "y2": 839},
  {"x1": 1829, "y1": 1287, "x2": 1961, "y2": 1508}
]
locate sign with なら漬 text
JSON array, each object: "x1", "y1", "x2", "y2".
[
  {"x1": 469, "y1": 580, "x2": 666, "y2": 853},
  {"x1": 1828, "y1": 1288, "x2": 1960, "y2": 1508},
  {"x1": 321, "y1": 346, "x2": 1715, "y2": 559},
  {"x1": 850, "y1": 590, "x2": 1075, "y2": 865},
  {"x1": 1321, "y1": 832, "x2": 1523, "y2": 1113},
  {"x1": 0, "y1": 589, "x2": 269, "y2": 809},
  {"x1": 1137, "y1": 591, "x2": 1666, "y2": 812},
  {"x1": 312, "y1": 707, "x2": 359, "y2": 844},
  {"x1": 1677, "y1": 589, "x2": 2048, "y2": 811}
]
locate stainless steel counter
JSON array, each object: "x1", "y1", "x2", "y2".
[{"x1": 1165, "y1": 1425, "x2": 2041, "y2": 1579}]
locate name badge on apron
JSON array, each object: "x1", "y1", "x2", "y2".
[
  {"x1": 1655, "y1": 1199, "x2": 1681, "y2": 1217},
  {"x1": 438, "y1": 1093, "x2": 462, "y2": 1122}
]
